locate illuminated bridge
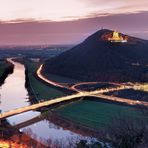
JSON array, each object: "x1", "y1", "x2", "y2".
[
  {"x1": 1, "y1": 62, "x2": 147, "y2": 120},
  {"x1": 1, "y1": 86, "x2": 148, "y2": 120}
]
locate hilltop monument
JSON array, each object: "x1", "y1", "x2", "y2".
[{"x1": 108, "y1": 31, "x2": 127, "y2": 42}]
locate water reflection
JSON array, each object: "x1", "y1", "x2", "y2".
[
  {"x1": 0, "y1": 59, "x2": 86, "y2": 143},
  {"x1": 0, "y1": 59, "x2": 30, "y2": 112},
  {"x1": 21, "y1": 120, "x2": 83, "y2": 143}
]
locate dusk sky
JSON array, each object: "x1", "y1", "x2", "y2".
[{"x1": 0, "y1": 0, "x2": 148, "y2": 45}]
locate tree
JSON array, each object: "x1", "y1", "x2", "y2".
[{"x1": 102, "y1": 117, "x2": 148, "y2": 148}]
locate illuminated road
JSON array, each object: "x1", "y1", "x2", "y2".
[
  {"x1": 37, "y1": 64, "x2": 76, "y2": 91},
  {"x1": 37, "y1": 64, "x2": 128, "y2": 92},
  {"x1": 0, "y1": 63, "x2": 146, "y2": 120},
  {"x1": 0, "y1": 88, "x2": 128, "y2": 119},
  {"x1": 0, "y1": 92, "x2": 85, "y2": 119},
  {"x1": 91, "y1": 94, "x2": 148, "y2": 106},
  {"x1": 1, "y1": 87, "x2": 148, "y2": 119},
  {"x1": 71, "y1": 81, "x2": 124, "y2": 92}
]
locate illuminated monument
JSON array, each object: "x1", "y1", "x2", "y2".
[{"x1": 108, "y1": 31, "x2": 127, "y2": 42}]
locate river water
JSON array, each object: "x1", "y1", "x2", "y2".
[{"x1": 0, "y1": 59, "x2": 88, "y2": 145}]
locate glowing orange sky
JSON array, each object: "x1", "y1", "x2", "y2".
[{"x1": 0, "y1": 0, "x2": 148, "y2": 22}]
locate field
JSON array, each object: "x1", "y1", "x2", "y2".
[
  {"x1": 23, "y1": 59, "x2": 147, "y2": 130},
  {"x1": 25, "y1": 60, "x2": 65, "y2": 101},
  {"x1": 55, "y1": 100, "x2": 144, "y2": 129}
]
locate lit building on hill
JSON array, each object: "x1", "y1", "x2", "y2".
[{"x1": 108, "y1": 31, "x2": 127, "y2": 42}]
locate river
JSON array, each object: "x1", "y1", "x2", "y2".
[{"x1": 0, "y1": 59, "x2": 89, "y2": 145}]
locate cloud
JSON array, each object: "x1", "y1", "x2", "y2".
[
  {"x1": 0, "y1": 0, "x2": 147, "y2": 21},
  {"x1": 0, "y1": 11, "x2": 147, "y2": 45}
]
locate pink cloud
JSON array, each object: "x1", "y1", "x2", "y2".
[{"x1": 0, "y1": 12, "x2": 147, "y2": 45}]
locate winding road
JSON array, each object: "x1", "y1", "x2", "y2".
[{"x1": 0, "y1": 63, "x2": 147, "y2": 119}]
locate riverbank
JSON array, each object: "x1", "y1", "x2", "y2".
[
  {"x1": 21, "y1": 59, "x2": 101, "y2": 139},
  {"x1": 47, "y1": 111, "x2": 100, "y2": 138},
  {"x1": 47, "y1": 98, "x2": 144, "y2": 138},
  {"x1": 0, "y1": 119, "x2": 46, "y2": 147},
  {"x1": 18, "y1": 58, "x2": 75, "y2": 102},
  {"x1": 0, "y1": 127, "x2": 47, "y2": 148},
  {"x1": 0, "y1": 59, "x2": 14, "y2": 86},
  {"x1": 23, "y1": 58, "x2": 148, "y2": 142},
  {"x1": 11, "y1": 58, "x2": 144, "y2": 146},
  {"x1": 0, "y1": 59, "x2": 48, "y2": 147}
]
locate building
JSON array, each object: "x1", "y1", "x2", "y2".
[{"x1": 108, "y1": 31, "x2": 127, "y2": 42}]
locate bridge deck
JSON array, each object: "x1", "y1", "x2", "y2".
[{"x1": 1, "y1": 86, "x2": 147, "y2": 119}]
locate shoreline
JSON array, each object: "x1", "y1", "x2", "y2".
[
  {"x1": 0, "y1": 59, "x2": 47, "y2": 147},
  {"x1": 24, "y1": 59, "x2": 139, "y2": 139},
  {"x1": 47, "y1": 111, "x2": 101, "y2": 138},
  {"x1": 0, "y1": 58, "x2": 101, "y2": 146},
  {"x1": 21, "y1": 58, "x2": 100, "y2": 137},
  {"x1": 0, "y1": 60, "x2": 14, "y2": 86},
  {"x1": 47, "y1": 96, "x2": 140, "y2": 139},
  {"x1": 4, "y1": 58, "x2": 141, "y2": 140},
  {"x1": 12, "y1": 58, "x2": 39, "y2": 104},
  {"x1": 37, "y1": 67, "x2": 76, "y2": 94}
]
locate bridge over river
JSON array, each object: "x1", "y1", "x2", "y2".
[
  {"x1": 1, "y1": 62, "x2": 147, "y2": 120},
  {"x1": 1, "y1": 85, "x2": 148, "y2": 120}
]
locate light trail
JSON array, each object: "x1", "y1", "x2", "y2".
[
  {"x1": 1, "y1": 87, "x2": 146, "y2": 119},
  {"x1": 0, "y1": 63, "x2": 147, "y2": 120},
  {"x1": 71, "y1": 81, "x2": 124, "y2": 92},
  {"x1": 91, "y1": 94, "x2": 148, "y2": 106},
  {"x1": 37, "y1": 64, "x2": 127, "y2": 92},
  {"x1": 37, "y1": 64, "x2": 77, "y2": 92}
]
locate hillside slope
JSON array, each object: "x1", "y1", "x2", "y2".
[{"x1": 44, "y1": 29, "x2": 148, "y2": 82}]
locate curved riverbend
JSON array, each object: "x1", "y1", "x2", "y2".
[{"x1": 0, "y1": 58, "x2": 90, "y2": 144}]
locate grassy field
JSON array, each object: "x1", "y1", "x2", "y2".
[
  {"x1": 24, "y1": 60, "x2": 146, "y2": 130},
  {"x1": 55, "y1": 100, "x2": 144, "y2": 129},
  {"x1": 25, "y1": 60, "x2": 65, "y2": 101}
]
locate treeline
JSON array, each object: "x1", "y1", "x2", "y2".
[
  {"x1": 44, "y1": 29, "x2": 148, "y2": 83},
  {"x1": 0, "y1": 61, "x2": 14, "y2": 86}
]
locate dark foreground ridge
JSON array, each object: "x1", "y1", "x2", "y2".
[{"x1": 44, "y1": 29, "x2": 148, "y2": 82}]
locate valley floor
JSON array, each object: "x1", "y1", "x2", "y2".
[
  {"x1": 25, "y1": 60, "x2": 66, "y2": 101},
  {"x1": 55, "y1": 99, "x2": 144, "y2": 129},
  {"x1": 24, "y1": 59, "x2": 148, "y2": 131}
]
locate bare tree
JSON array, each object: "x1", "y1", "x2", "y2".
[{"x1": 101, "y1": 116, "x2": 148, "y2": 148}]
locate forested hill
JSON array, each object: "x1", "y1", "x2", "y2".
[{"x1": 43, "y1": 29, "x2": 148, "y2": 82}]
